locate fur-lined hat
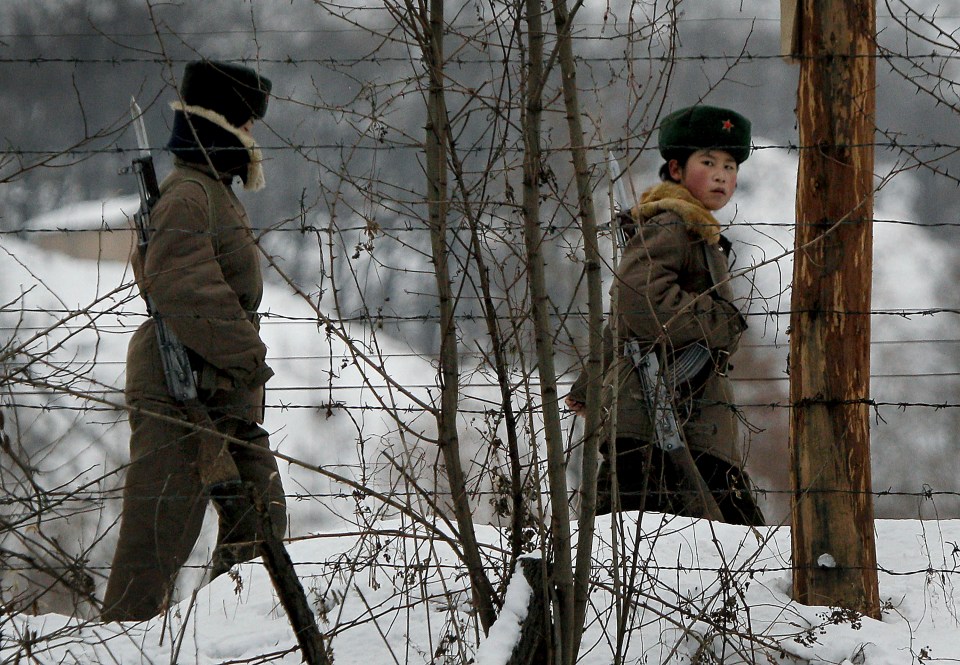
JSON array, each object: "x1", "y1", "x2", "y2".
[
  {"x1": 179, "y1": 60, "x2": 271, "y2": 127},
  {"x1": 658, "y1": 105, "x2": 752, "y2": 164}
]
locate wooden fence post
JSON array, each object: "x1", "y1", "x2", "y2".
[{"x1": 789, "y1": 0, "x2": 881, "y2": 618}]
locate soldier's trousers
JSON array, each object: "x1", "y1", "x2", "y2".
[
  {"x1": 595, "y1": 436, "x2": 765, "y2": 526},
  {"x1": 101, "y1": 398, "x2": 286, "y2": 622}
]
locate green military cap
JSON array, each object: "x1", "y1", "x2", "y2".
[{"x1": 658, "y1": 105, "x2": 752, "y2": 164}]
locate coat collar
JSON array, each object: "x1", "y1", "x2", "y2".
[
  {"x1": 172, "y1": 157, "x2": 232, "y2": 184},
  {"x1": 629, "y1": 182, "x2": 721, "y2": 245}
]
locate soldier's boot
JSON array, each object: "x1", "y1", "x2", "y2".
[{"x1": 209, "y1": 480, "x2": 262, "y2": 579}]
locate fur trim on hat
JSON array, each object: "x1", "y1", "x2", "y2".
[
  {"x1": 169, "y1": 101, "x2": 265, "y2": 191},
  {"x1": 658, "y1": 105, "x2": 752, "y2": 164},
  {"x1": 630, "y1": 182, "x2": 721, "y2": 245}
]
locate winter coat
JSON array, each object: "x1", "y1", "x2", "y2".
[
  {"x1": 125, "y1": 160, "x2": 273, "y2": 423},
  {"x1": 572, "y1": 182, "x2": 748, "y2": 466}
]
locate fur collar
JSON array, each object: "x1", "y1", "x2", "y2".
[
  {"x1": 169, "y1": 101, "x2": 265, "y2": 191},
  {"x1": 629, "y1": 182, "x2": 721, "y2": 245}
]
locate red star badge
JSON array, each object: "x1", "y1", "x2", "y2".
[{"x1": 721, "y1": 119, "x2": 734, "y2": 132}]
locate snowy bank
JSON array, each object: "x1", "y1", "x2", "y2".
[{"x1": 3, "y1": 515, "x2": 959, "y2": 664}]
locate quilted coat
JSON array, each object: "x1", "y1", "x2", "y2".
[
  {"x1": 572, "y1": 182, "x2": 748, "y2": 466},
  {"x1": 125, "y1": 160, "x2": 273, "y2": 421}
]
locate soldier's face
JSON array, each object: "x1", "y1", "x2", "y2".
[{"x1": 670, "y1": 149, "x2": 738, "y2": 211}]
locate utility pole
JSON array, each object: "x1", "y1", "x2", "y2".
[{"x1": 786, "y1": 0, "x2": 881, "y2": 618}]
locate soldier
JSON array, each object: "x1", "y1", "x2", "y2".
[
  {"x1": 102, "y1": 61, "x2": 287, "y2": 621},
  {"x1": 567, "y1": 105, "x2": 765, "y2": 525}
]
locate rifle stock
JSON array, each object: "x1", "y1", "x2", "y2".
[{"x1": 625, "y1": 341, "x2": 724, "y2": 521}]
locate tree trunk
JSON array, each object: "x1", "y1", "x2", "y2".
[
  {"x1": 522, "y1": 1, "x2": 573, "y2": 662},
  {"x1": 549, "y1": 0, "x2": 604, "y2": 657},
  {"x1": 423, "y1": 0, "x2": 498, "y2": 632}
]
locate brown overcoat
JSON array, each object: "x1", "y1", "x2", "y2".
[
  {"x1": 126, "y1": 160, "x2": 273, "y2": 419},
  {"x1": 102, "y1": 160, "x2": 284, "y2": 621},
  {"x1": 572, "y1": 182, "x2": 748, "y2": 466}
]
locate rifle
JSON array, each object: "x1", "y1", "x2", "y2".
[
  {"x1": 607, "y1": 152, "x2": 724, "y2": 521},
  {"x1": 129, "y1": 98, "x2": 240, "y2": 491},
  {"x1": 128, "y1": 99, "x2": 328, "y2": 663}
]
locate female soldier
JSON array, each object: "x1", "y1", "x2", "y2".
[
  {"x1": 103, "y1": 61, "x2": 287, "y2": 621},
  {"x1": 568, "y1": 105, "x2": 764, "y2": 525}
]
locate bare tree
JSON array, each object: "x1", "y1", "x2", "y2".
[{"x1": 4, "y1": 1, "x2": 960, "y2": 663}]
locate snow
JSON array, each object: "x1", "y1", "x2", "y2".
[
  {"x1": 2, "y1": 515, "x2": 960, "y2": 663},
  {"x1": 474, "y1": 553, "x2": 535, "y2": 665},
  {"x1": 3, "y1": 145, "x2": 960, "y2": 663},
  {"x1": 24, "y1": 195, "x2": 141, "y2": 231}
]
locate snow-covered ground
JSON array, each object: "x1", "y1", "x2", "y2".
[
  {"x1": 3, "y1": 513, "x2": 960, "y2": 664},
  {"x1": 2, "y1": 144, "x2": 959, "y2": 663},
  {"x1": 0, "y1": 219, "x2": 537, "y2": 618}
]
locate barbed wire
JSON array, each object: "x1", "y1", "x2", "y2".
[
  {"x1": 5, "y1": 215, "x2": 960, "y2": 236},
  {"x1": 11, "y1": 483, "x2": 960, "y2": 506},
  {"x1": 4, "y1": 12, "x2": 957, "y2": 41},
  {"x1": 4, "y1": 460, "x2": 960, "y2": 515},
  {"x1": 5, "y1": 396, "x2": 960, "y2": 415},
  {"x1": 10, "y1": 481, "x2": 960, "y2": 507},
  {"x1": 3, "y1": 336, "x2": 958, "y2": 364},
  {"x1": 2, "y1": 49, "x2": 960, "y2": 66},
  {"x1": 4, "y1": 140, "x2": 960, "y2": 159},
  {"x1": 3, "y1": 554, "x2": 957, "y2": 584},
  {"x1": 3, "y1": 306, "x2": 959, "y2": 329}
]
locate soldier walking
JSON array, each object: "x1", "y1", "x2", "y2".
[
  {"x1": 567, "y1": 105, "x2": 765, "y2": 525},
  {"x1": 102, "y1": 61, "x2": 286, "y2": 621}
]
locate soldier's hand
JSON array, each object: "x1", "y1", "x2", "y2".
[{"x1": 564, "y1": 395, "x2": 586, "y2": 417}]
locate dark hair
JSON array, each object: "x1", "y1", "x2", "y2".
[{"x1": 658, "y1": 150, "x2": 693, "y2": 183}]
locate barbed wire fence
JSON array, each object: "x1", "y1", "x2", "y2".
[{"x1": 1, "y1": 0, "x2": 959, "y2": 663}]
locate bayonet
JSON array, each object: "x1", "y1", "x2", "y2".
[
  {"x1": 607, "y1": 150, "x2": 628, "y2": 215},
  {"x1": 131, "y1": 98, "x2": 150, "y2": 157}
]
